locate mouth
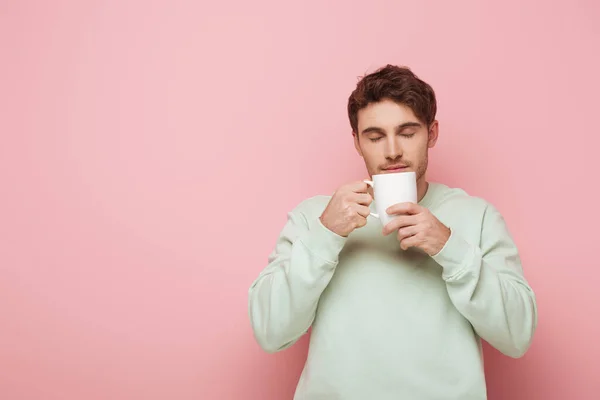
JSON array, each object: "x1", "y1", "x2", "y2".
[{"x1": 381, "y1": 164, "x2": 409, "y2": 173}]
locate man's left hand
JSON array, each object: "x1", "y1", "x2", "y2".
[{"x1": 382, "y1": 202, "x2": 451, "y2": 256}]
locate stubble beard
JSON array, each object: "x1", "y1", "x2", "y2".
[{"x1": 415, "y1": 150, "x2": 428, "y2": 182}]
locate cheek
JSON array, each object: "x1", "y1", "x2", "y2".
[
  {"x1": 365, "y1": 147, "x2": 384, "y2": 165},
  {"x1": 406, "y1": 140, "x2": 428, "y2": 158}
]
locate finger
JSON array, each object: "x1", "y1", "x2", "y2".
[
  {"x1": 382, "y1": 215, "x2": 419, "y2": 235},
  {"x1": 354, "y1": 204, "x2": 371, "y2": 218},
  {"x1": 397, "y1": 225, "x2": 419, "y2": 241},
  {"x1": 348, "y1": 181, "x2": 369, "y2": 193},
  {"x1": 400, "y1": 234, "x2": 420, "y2": 251},
  {"x1": 386, "y1": 202, "x2": 422, "y2": 216},
  {"x1": 355, "y1": 216, "x2": 368, "y2": 228},
  {"x1": 352, "y1": 193, "x2": 373, "y2": 205}
]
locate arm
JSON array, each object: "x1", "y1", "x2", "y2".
[
  {"x1": 432, "y1": 203, "x2": 538, "y2": 358},
  {"x1": 248, "y1": 207, "x2": 347, "y2": 353}
]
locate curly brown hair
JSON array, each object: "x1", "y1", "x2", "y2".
[{"x1": 347, "y1": 64, "x2": 437, "y2": 133}]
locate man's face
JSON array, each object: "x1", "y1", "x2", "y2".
[{"x1": 353, "y1": 99, "x2": 438, "y2": 182}]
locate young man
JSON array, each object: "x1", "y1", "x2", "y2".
[{"x1": 248, "y1": 64, "x2": 537, "y2": 399}]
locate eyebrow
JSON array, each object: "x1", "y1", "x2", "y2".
[{"x1": 360, "y1": 122, "x2": 422, "y2": 135}]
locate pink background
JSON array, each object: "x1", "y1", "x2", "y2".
[{"x1": 2, "y1": 0, "x2": 599, "y2": 399}]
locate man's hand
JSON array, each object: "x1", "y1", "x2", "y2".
[
  {"x1": 320, "y1": 181, "x2": 373, "y2": 237},
  {"x1": 382, "y1": 202, "x2": 451, "y2": 256}
]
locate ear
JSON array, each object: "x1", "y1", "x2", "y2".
[
  {"x1": 353, "y1": 132, "x2": 364, "y2": 157},
  {"x1": 427, "y1": 120, "x2": 439, "y2": 148}
]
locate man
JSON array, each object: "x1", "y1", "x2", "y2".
[{"x1": 248, "y1": 64, "x2": 537, "y2": 399}]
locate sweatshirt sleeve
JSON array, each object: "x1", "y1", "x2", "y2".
[
  {"x1": 248, "y1": 204, "x2": 348, "y2": 353},
  {"x1": 431, "y1": 202, "x2": 538, "y2": 358}
]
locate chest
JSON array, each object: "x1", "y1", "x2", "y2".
[{"x1": 323, "y1": 218, "x2": 445, "y2": 300}]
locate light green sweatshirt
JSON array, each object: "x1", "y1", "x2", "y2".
[{"x1": 248, "y1": 182, "x2": 537, "y2": 400}]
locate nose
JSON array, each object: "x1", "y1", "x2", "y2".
[{"x1": 384, "y1": 135, "x2": 402, "y2": 160}]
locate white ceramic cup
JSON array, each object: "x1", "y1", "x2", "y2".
[{"x1": 364, "y1": 171, "x2": 418, "y2": 226}]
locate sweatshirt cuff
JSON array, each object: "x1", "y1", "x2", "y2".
[
  {"x1": 298, "y1": 218, "x2": 348, "y2": 264},
  {"x1": 431, "y1": 228, "x2": 476, "y2": 281}
]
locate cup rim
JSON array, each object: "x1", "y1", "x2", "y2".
[{"x1": 372, "y1": 170, "x2": 416, "y2": 179}]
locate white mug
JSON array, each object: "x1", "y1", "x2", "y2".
[{"x1": 364, "y1": 171, "x2": 417, "y2": 225}]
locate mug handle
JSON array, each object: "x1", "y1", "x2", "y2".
[{"x1": 363, "y1": 180, "x2": 379, "y2": 219}]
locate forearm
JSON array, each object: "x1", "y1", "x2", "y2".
[
  {"x1": 433, "y1": 228, "x2": 538, "y2": 358},
  {"x1": 248, "y1": 216, "x2": 346, "y2": 353}
]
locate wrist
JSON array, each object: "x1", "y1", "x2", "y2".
[
  {"x1": 319, "y1": 214, "x2": 347, "y2": 237},
  {"x1": 431, "y1": 225, "x2": 451, "y2": 256}
]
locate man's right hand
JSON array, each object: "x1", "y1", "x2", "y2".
[{"x1": 319, "y1": 181, "x2": 373, "y2": 237}]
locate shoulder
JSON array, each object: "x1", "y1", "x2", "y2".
[
  {"x1": 430, "y1": 182, "x2": 486, "y2": 207},
  {"x1": 288, "y1": 194, "x2": 332, "y2": 222},
  {"x1": 429, "y1": 182, "x2": 501, "y2": 222}
]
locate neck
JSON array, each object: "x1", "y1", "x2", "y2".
[{"x1": 417, "y1": 179, "x2": 429, "y2": 203}]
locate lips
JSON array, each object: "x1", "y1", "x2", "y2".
[{"x1": 382, "y1": 164, "x2": 408, "y2": 171}]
